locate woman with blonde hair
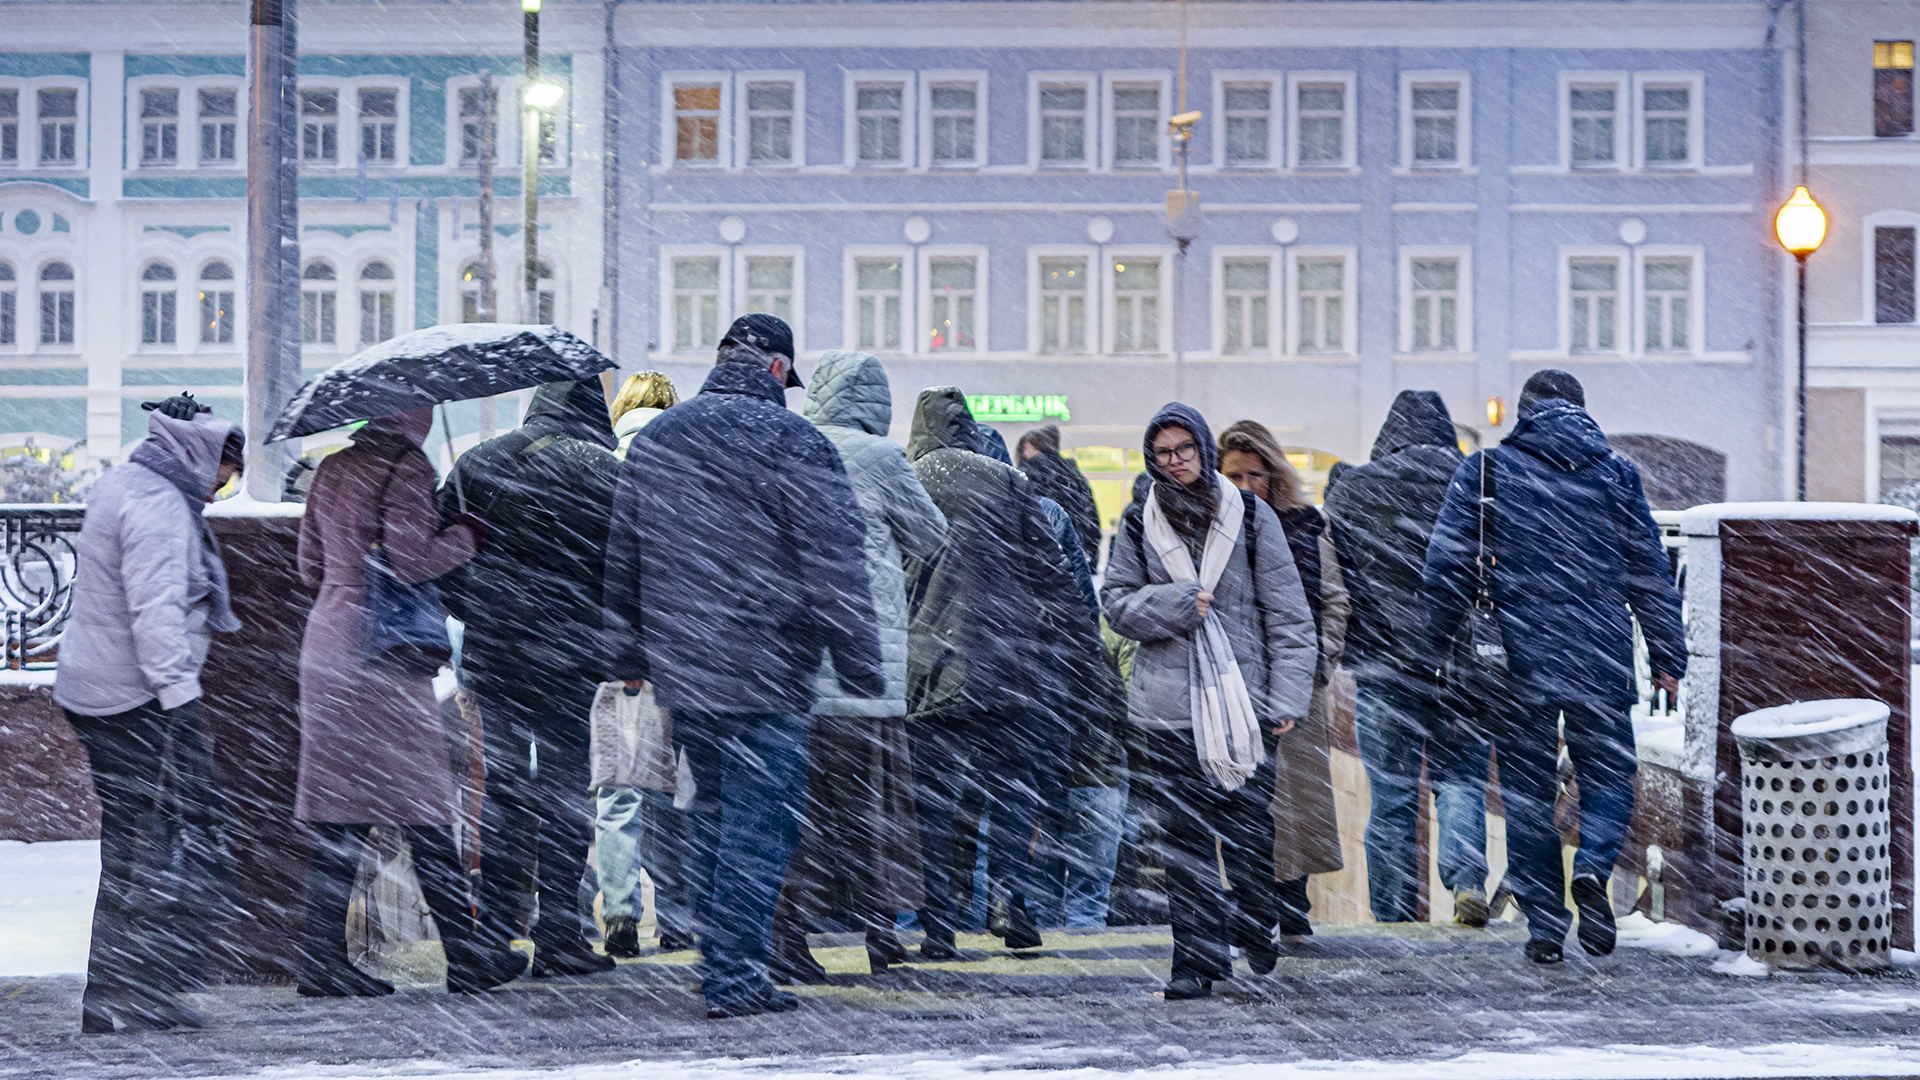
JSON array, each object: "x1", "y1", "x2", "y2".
[
  {"x1": 1216, "y1": 419, "x2": 1347, "y2": 945},
  {"x1": 611, "y1": 371, "x2": 680, "y2": 459}
]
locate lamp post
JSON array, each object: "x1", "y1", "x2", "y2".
[{"x1": 1774, "y1": 184, "x2": 1828, "y2": 501}]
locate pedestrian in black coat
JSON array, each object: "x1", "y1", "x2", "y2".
[{"x1": 1018, "y1": 424, "x2": 1104, "y2": 569}]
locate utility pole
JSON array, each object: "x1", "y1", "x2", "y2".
[
  {"x1": 475, "y1": 68, "x2": 497, "y2": 441},
  {"x1": 524, "y1": 0, "x2": 543, "y2": 325},
  {"x1": 1166, "y1": 0, "x2": 1201, "y2": 403},
  {"x1": 245, "y1": 0, "x2": 301, "y2": 499}
]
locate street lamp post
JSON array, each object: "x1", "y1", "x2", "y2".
[{"x1": 1774, "y1": 185, "x2": 1828, "y2": 501}]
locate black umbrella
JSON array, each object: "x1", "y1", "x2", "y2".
[{"x1": 267, "y1": 323, "x2": 616, "y2": 442}]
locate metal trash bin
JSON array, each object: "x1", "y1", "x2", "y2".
[{"x1": 1731, "y1": 699, "x2": 1896, "y2": 971}]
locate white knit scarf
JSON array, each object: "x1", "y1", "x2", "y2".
[{"x1": 1142, "y1": 472, "x2": 1266, "y2": 791}]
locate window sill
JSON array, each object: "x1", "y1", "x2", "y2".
[
  {"x1": 1289, "y1": 164, "x2": 1360, "y2": 176},
  {"x1": 1392, "y1": 164, "x2": 1478, "y2": 177},
  {"x1": 1394, "y1": 351, "x2": 1477, "y2": 362}
]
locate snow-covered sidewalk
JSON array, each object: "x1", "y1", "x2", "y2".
[{"x1": 0, "y1": 839, "x2": 95, "y2": 977}]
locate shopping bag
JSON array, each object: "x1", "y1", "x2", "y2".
[{"x1": 588, "y1": 681, "x2": 676, "y2": 792}]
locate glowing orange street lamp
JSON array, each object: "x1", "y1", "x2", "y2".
[{"x1": 1775, "y1": 186, "x2": 1828, "y2": 500}]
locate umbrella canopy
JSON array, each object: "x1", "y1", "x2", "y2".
[{"x1": 268, "y1": 323, "x2": 616, "y2": 442}]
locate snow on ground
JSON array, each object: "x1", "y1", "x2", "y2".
[
  {"x1": 1614, "y1": 912, "x2": 1719, "y2": 956},
  {"x1": 0, "y1": 839, "x2": 95, "y2": 976}
]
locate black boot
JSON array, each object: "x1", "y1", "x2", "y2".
[
  {"x1": 530, "y1": 936, "x2": 617, "y2": 977},
  {"x1": 298, "y1": 824, "x2": 396, "y2": 999},
  {"x1": 866, "y1": 923, "x2": 910, "y2": 974},
  {"x1": 990, "y1": 897, "x2": 1043, "y2": 951},
  {"x1": 81, "y1": 984, "x2": 202, "y2": 1033},
  {"x1": 603, "y1": 915, "x2": 641, "y2": 959},
  {"x1": 768, "y1": 918, "x2": 829, "y2": 985},
  {"x1": 445, "y1": 939, "x2": 529, "y2": 994}
]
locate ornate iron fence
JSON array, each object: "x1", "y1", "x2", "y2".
[{"x1": 0, "y1": 505, "x2": 84, "y2": 670}]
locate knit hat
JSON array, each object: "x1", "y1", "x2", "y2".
[{"x1": 1517, "y1": 369, "x2": 1586, "y2": 417}]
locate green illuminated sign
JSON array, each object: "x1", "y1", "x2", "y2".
[{"x1": 967, "y1": 394, "x2": 1070, "y2": 423}]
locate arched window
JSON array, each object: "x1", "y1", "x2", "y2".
[
  {"x1": 359, "y1": 260, "x2": 396, "y2": 345},
  {"x1": 300, "y1": 260, "x2": 336, "y2": 345},
  {"x1": 141, "y1": 261, "x2": 177, "y2": 344},
  {"x1": 460, "y1": 261, "x2": 487, "y2": 323},
  {"x1": 534, "y1": 258, "x2": 555, "y2": 325},
  {"x1": 39, "y1": 261, "x2": 74, "y2": 346},
  {"x1": 199, "y1": 260, "x2": 235, "y2": 344},
  {"x1": 0, "y1": 261, "x2": 14, "y2": 346}
]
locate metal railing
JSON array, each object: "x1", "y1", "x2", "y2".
[{"x1": 0, "y1": 505, "x2": 85, "y2": 670}]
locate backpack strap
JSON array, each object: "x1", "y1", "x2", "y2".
[{"x1": 1474, "y1": 448, "x2": 1497, "y2": 609}]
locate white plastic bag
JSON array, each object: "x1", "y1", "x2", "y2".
[{"x1": 588, "y1": 681, "x2": 676, "y2": 792}]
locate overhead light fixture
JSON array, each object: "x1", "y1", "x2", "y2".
[{"x1": 524, "y1": 81, "x2": 565, "y2": 109}]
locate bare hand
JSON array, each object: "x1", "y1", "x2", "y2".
[
  {"x1": 1196, "y1": 590, "x2": 1213, "y2": 618},
  {"x1": 1272, "y1": 719, "x2": 1297, "y2": 735}
]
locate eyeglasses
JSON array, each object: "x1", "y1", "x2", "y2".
[{"x1": 1152, "y1": 440, "x2": 1200, "y2": 466}]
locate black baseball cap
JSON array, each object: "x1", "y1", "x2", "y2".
[{"x1": 719, "y1": 314, "x2": 801, "y2": 388}]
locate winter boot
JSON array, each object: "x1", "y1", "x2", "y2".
[
  {"x1": 1454, "y1": 887, "x2": 1490, "y2": 928},
  {"x1": 768, "y1": 918, "x2": 829, "y2": 985},
  {"x1": 444, "y1": 940, "x2": 529, "y2": 994},
  {"x1": 1523, "y1": 938, "x2": 1564, "y2": 965},
  {"x1": 866, "y1": 925, "x2": 910, "y2": 974},
  {"x1": 530, "y1": 936, "x2": 617, "y2": 978},
  {"x1": 602, "y1": 915, "x2": 641, "y2": 959},
  {"x1": 81, "y1": 985, "x2": 202, "y2": 1033},
  {"x1": 1571, "y1": 873, "x2": 1617, "y2": 956},
  {"x1": 297, "y1": 963, "x2": 395, "y2": 998},
  {"x1": 1163, "y1": 975, "x2": 1212, "y2": 1000},
  {"x1": 989, "y1": 897, "x2": 1044, "y2": 951}
]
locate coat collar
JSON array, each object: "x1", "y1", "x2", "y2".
[{"x1": 700, "y1": 362, "x2": 787, "y2": 405}]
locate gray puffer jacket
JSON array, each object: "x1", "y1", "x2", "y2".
[
  {"x1": 55, "y1": 411, "x2": 239, "y2": 717},
  {"x1": 802, "y1": 351, "x2": 948, "y2": 716}
]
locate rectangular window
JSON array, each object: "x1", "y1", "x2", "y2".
[
  {"x1": 1641, "y1": 84, "x2": 1690, "y2": 165},
  {"x1": 0, "y1": 90, "x2": 16, "y2": 164},
  {"x1": 140, "y1": 89, "x2": 178, "y2": 166},
  {"x1": 744, "y1": 256, "x2": 794, "y2": 323},
  {"x1": 360, "y1": 289, "x2": 396, "y2": 345},
  {"x1": 1296, "y1": 83, "x2": 1345, "y2": 165},
  {"x1": 1297, "y1": 258, "x2": 1344, "y2": 352},
  {"x1": 1223, "y1": 84, "x2": 1271, "y2": 166},
  {"x1": 142, "y1": 290, "x2": 176, "y2": 345},
  {"x1": 674, "y1": 84, "x2": 721, "y2": 164},
  {"x1": 1111, "y1": 257, "x2": 1160, "y2": 353},
  {"x1": 1039, "y1": 83, "x2": 1089, "y2": 165},
  {"x1": 855, "y1": 258, "x2": 904, "y2": 350},
  {"x1": 300, "y1": 89, "x2": 338, "y2": 162},
  {"x1": 673, "y1": 257, "x2": 722, "y2": 350},
  {"x1": 1222, "y1": 258, "x2": 1271, "y2": 354},
  {"x1": 856, "y1": 83, "x2": 905, "y2": 165},
  {"x1": 1877, "y1": 226, "x2": 1917, "y2": 324},
  {"x1": 929, "y1": 83, "x2": 978, "y2": 165},
  {"x1": 745, "y1": 82, "x2": 795, "y2": 165},
  {"x1": 1569, "y1": 259, "x2": 1620, "y2": 352},
  {"x1": 536, "y1": 111, "x2": 558, "y2": 165},
  {"x1": 199, "y1": 88, "x2": 237, "y2": 163},
  {"x1": 1111, "y1": 83, "x2": 1160, "y2": 166},
  {"x1": 0, "y1": 291, "x2": 13, "y2": 345},
  {"x1": 1877, "y1": 41, "x2": 1915, "y2": 138},
  {"x1": 359, "y1": 88, "x2": 398, "y2": 162},
  {"x1": 38, "y1": 88, "x2": 77, "y2": 164},
  {"x1": 201, "y1": 288, "x2": 235, "y2": 345},
  {"x1": 1570, "y1": 84, "x2": 1617, "y2": 166},
  {"x1": 927, "y1": 257, "x2": 977, "y2": 351},
  {"x1": 459, "y1": 85, "x2": 497, "y2": 164},
  {"x1": 1642, "y1": 258, "x2": 1691, "y2": 351},
  {"x1": 40, "y1": 288, "x2": 74, "y2": 345},
  {"x1": 1039, "y1": 256, "x2": 1089, "y2": 352},
  {"x1": 300, "y1": 289, "x2": 336, "y2": 345},
  {"x1": 1410, "y1": 258, "x2": 1459, "y2": 351},
  {"x1": 1410, "y1": 84, "x2": 1459, "y2": 166}
]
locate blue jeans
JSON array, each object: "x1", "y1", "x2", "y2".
[
  {"x1": 676, "y1": 711, "x2": 811, "y2": 1011},
  {"x1": 1060, "y1": 784, "x2": 1128, "y2": 927},
  {"x1": 1501, "y1": 702, "x2": 1638, "y2": 944},
  {"x1": 1353, "y1": 681, "x2": 1491, "y2": 923},
  {"x1": 594, "y1": 786, "x2": 645, "y2": 921}
]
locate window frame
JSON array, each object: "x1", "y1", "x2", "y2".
[
  {"x1": 0, "y1": 260, "x2": 16, "y2": 348},
  {"x1": 1286, "y1": 71, "x2": 1356, "y2": 172},
  {"x1": 1027, "y1": 244, "x2": 1099, "y2": 355},
  {"x1": 1864, "y1": 210, "x2": 1920, "y2": 325},
  {"x1": 195, "y1": 84, "x2": 242, "y2": 167},
  {"x1": 844, "y1": 71, "x2": 914, "y2": 171},
  {"x1": 1399, "y1": 71, "x2": 1471, "y2": 172},
  {"x1": 355, "y1": 257, "x2": 402, "y2": 347},
  {"x1": 1285, "y1": 245, "x2": 1357, "y2": 358},
  {"x1": 919, "y1": 70, "x2": 988, "y2": 171},
  {"x1": 356, "y1": 85, "x2": 404, "y2": 166},
  {"x1": 299, "y1": 258, "x2": 340, "y2": 348},
  {"x1": 732, "y1": 245, "x2": 806, "y2": 350},
  {"x1": 1875, "y1": 41, "x2": 1916, "y2": 138},
  {"x1": 1028, "y1": 71, "x2": 1098, "y2": 171},
  {"x1": 1632, "y1": 71, "x2": 1704, "y2": 171},
  {"x1": 1558, "y1": 246, "x2": 1630, "y2": 356},
  {"x1": 1560, "y1": 71, "x2": 1630, "y2": 172},
  {"x1": 138, "y1": 86, "x2": 181, "y2": 168},
  {"x1": 660, "y1": 71, "x2": 732, "y2": 170},
  {"x1": 1397, "y1": 246, "x2": 1473, "y2": 356},
  {"x1": 917, "y1": 245, "x2": 988, "y2": 355},
  {"x1": 1209, "y1": 247, "x2": 1282, "y2": 358},
  {"x1": 842, "y1": 245, "x2": 914, "y2": 354},
  {"x1": 658, "y1": 245, "x2": 732, "y2": 357},
  {"x1": 1635, "y1": 245, "x2": 1703, "y2": 355},
  {"x1": 1103, "y1": 245, "x2": 1175, "y2": 355},
  {"x1": 1211, "y1": 72, "x2": 1283, "y2": 171},
  {"x1": 35, "y1": 258, "x2": 78, "y2": 349},
  {"x1": 1102, "y1": 70, "x2": 1172, "y2": 173},
  {"x1": 137, "y1": 260, "x2": 178, "y2": 348},
  {"x1": 126, "y1": 76, "x2": 251, "y2": 172},
  {"x1": 2, "y1": 78, "x2": 88, "y2": 170},
  {"x1": 195, "y1": 258, "x2": 239, "y2": 348},
  {"x1": 732, "y1": 71, "x2": 804, "y2": 170}
]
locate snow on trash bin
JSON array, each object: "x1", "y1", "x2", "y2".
[{"x1": 1731, "y1": 699, "x2": 1896, "y2": 971}]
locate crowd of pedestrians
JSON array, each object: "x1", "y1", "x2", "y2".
[{"x1": 52, "y1": 317, "x2": 1686, "y2": 1030}]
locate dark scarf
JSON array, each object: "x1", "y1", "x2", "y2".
[{"x1": 128, "y1": 440, "x2": 241, "y2": 634}]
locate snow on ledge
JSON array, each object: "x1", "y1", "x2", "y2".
[
  {"x1": 203, "y1": 491, "x2": 305, "y2": 519},
  {"x1": 1729, "y1": 699, "x2": 1889, "y2": 741},
  {"x1": 1680, "y1": 501, "x2": 1918, "y2": 536},
  {"x1": 0, "y1": 669, "x2": 56, "y2": 687}
]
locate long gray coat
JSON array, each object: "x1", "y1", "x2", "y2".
[
  {"x1": 1102, "y1": 490, "x2": 1316, "y2": 730},
  {"x1": 294, "y1": 414, "x2": 478, "y2": 825},
  {"x1": 801, "y1": 351, "x2": 948, "y2": 717}
]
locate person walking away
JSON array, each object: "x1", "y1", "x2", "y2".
[
  {"x1": 1102, "y1": 403, "x2": 1316, "y2": 1000},
  {"x1": 440, "y1": 379, "x2": 623, "y2": 976},
  {"x1": 1322, "y1": 390, "x2": 1494, "y2": 926},
  {"x1": 294, "y1": 407, "x2": 526, "y2": 997},
  {"x1": 1422, "y1": 370, "x2": 1684, "y2": 965},
  {"x1": 1218, "y1": 420, "x2": 1346, "y2": 942},
  {"x1": 1017, "y1": 424, "x2": 1103, "y2": 569},
  {"x1": 588, "y1": 371, "x2": 685, "y2": 959},
  {"x1": 604, "y1": 315, "x2": 885, "y2": 1018},
  {"x1": 55, "y1": 394, "x2": 245, "y2": 1033},
  {"x1": 766, "y1": 351, "x2": 948, "y2": 982}
]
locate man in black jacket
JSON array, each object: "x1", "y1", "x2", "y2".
[
  {"x1": 441, "y1": 379, "x2": 621, "y2": 977},
  {"x1": 1323, "y1": 390, "x2": 1493, "y2": 926},
  {"x1": 1017, "y1": 424, "x2": 1103, "y2": 569}
]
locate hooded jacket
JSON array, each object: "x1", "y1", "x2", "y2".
[
  {"x1": 440, "y1": 379, "x2": 621, "y2": 691},
  {"x1": 56, "y1": 410, "x2": 240, "y2": 716},
  {"x1": 802, "y1": 352, "x2": 948, "y2": 716},
  {"x1": 1421, "y1": 401, "x2": 1686, "y2": 708},
  {"x1": 1322, "y1": 390, "x2": 1463, "y2": 691},
  {"x1": 904, "y1": 387, "x2": 1081, "y2": 719},
  {"x1": 604, "y1": 362, "x2": 885, "y2": 713},
  {"x1": 1022, "y1": 450, "x2": 1103, "y2": 570}
]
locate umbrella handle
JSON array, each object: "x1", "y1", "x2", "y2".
[{"x1": 439, "y1": 402, "x2": 468, "y2": 514}]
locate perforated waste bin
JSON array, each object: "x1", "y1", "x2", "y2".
[{"x1": 1732, "y1": 699, "x2": 1896, "y2": 971}]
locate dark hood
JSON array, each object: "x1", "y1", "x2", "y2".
[
  {"x1": 1370, "y1": 390, "x2": 1457, "y2": 461},
  {"x1": 1502, "y1": 400, "x2": 1613, "y2": 473},
  {"x1": 975, "y1": 424, "x2": 1012, "y2": 464},
  {"x1": 523, "y1": 379, "x2": 616, "y2": 450},
  {"x1": 1142, "y1": 402, "x2": 1217, "y2": 486},
  {"x1": 907, "y1": 386, "x2": 980, "y2": 462}
]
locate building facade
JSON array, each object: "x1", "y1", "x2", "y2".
[{"x1": 1, "y1": 0, "x2": 1791, "y2": 504}]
